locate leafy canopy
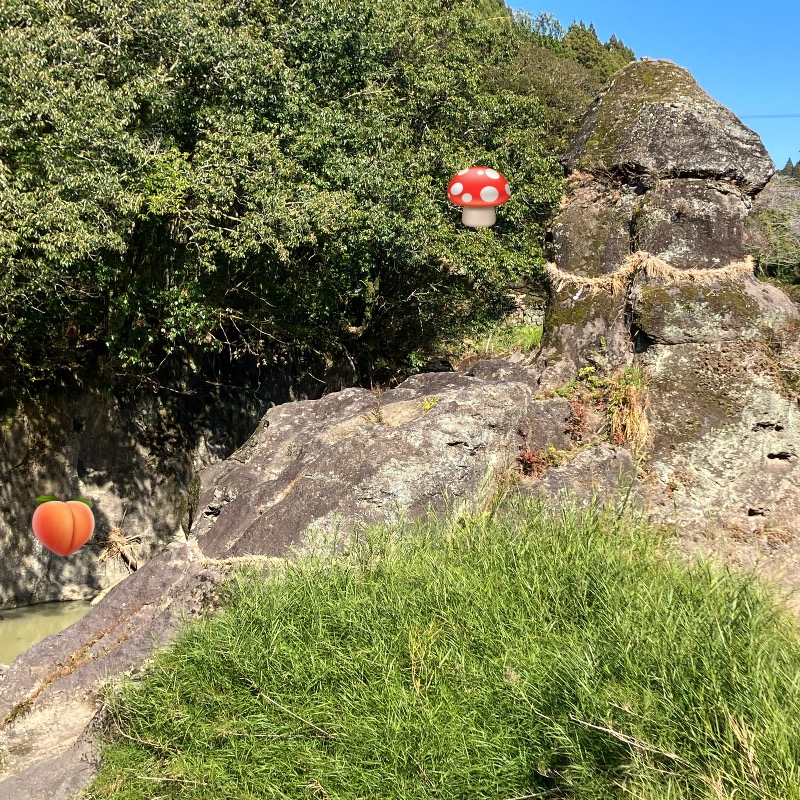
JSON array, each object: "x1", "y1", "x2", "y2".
[{"x1": 0, "y1": 1, "x2": 632, "y2": 397}]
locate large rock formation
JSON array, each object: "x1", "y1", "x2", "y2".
[
  {"x1": 0, "y1": 542, "x2": 226, "y2": 800},
  {"x1": 538, "y1": 59, "x2": 788, "y2": 384},
  {"x1": 2, "y1": 59, "x2": 800, "y2": 798},
  {"x1": 1, "y1": 366, "x2": 637, "y2": 798},
  {"x1": 537, "y1": 59, "x2": 800, "y2": 555},
  {"x1": 192, "y1": 371, "x2": 575, "y2": 559}
]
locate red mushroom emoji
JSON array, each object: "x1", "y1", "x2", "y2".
[{"x1": 447, "y1": 167, "x2": 510, "y2": 227}]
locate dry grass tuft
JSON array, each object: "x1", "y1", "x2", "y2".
[
  {"x1": 98, "y1": 526, "x2": 140, "y2": 572},
  {"x1": 606, "y1": 367, "x2": 650, "y2": 453}
]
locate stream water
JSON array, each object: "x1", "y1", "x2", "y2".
[{"x1": 0, "y1": 601, "x2": 91, "y2": 665}]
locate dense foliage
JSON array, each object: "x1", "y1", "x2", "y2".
[
  {"x1": 0, "y1": 0, "x2": 633, "y2": 399},
  {"x1": 486, "y1": 14, "x2": 635, "y2": 152},
  {"x1": 748, "y1": 168, "x2": 800, "y2": 285}
]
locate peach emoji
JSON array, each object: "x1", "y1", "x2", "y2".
[{"x1": 32, "y1": 496, "x2": 95, "y2": 556}]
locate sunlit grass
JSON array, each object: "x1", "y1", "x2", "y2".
[
  {"x1": 87, "y1": 497, "x2": 800, "y2": 799},
  {"x1": 469, "y1": 323, "x2": 543, "y2": 357}
]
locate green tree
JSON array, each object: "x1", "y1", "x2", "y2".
[
  {"x1": 564, "y1": 21, "x2": 607, "y2": 78},
  {"x1": 513, "y1": 10, "x2": 565, "y2": 48},
  {"x1": 484, "y1": 17, "x2": 634, "y2": 151},
  {"x1": 748, "y1": 177, "x2": 800, "y2": 283},
  {"x1": 563, "y1": 21, "x2": 634, "y2": 83},
  {"x1": 0, "y1": 0, "x2": 566, "y2": 399},
  {"x1": 604, "y1": 34, "x2": 636, "y2": 74},
  {"x1": 483, "y1": 45, "x2": 600, "y2": 151}
]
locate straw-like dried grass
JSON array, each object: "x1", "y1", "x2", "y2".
[
  {"x1": 546, "y1": 251, "x2": 755, "y2": 295},
  {"x1": 98, "y1": 526, "x2": 140, "y2": 572}
]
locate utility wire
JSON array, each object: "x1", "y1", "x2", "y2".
[{"x1": 740, "y1": 114, "x2": 800, "y2": 119}]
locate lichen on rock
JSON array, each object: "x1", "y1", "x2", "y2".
[
  {"x1": 538, "y1": 59, "x2": 784, "y2": 387},
  {"x1": 537, "y1": 57, "x2": 800, "y2": 576},
  {"x1": 564, "y1": 59, "x2": 773, "y2": 191}
]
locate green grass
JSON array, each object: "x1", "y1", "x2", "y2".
[
  {"x1": 86, "y1": 498, "x2": 800, "y2": 800},
  {"x1": 471, "y1": 323, "x2": 543, "y2": 356}
]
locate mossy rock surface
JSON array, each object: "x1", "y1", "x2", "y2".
[
  {"x1": 564, "y1": 60, "x2": 773, "y2": 191},
  {"x1": 550, "y1": 184, "x2": 634, "y2": 277},
  {"x1": 644, "y1": 342, "x2": 758, "y2": 456},
  {"x1": 631, "y1": 279, "x2": 760, "y2": 345},
  {"x1": 643, "y1": 338, "x2": 800, "y2": 539},
  {"x1": 631, "y1": 179, "x2": 749, "y2": 268},
  {"x1": 539, "y1": 289, "x2": 631, "y2": 384}
]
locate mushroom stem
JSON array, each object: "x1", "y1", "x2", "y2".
[{"x1": 461, "y1": 206, "x2": 496, "y2": 227}]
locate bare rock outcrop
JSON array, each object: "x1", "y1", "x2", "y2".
[
  {"x1": 0, "y1": 542, "x2": 226, "y2": 800},
  {"x1": 563, "y1": 59, "x2": 773, "y2": 188},
  {"x1": 0, "y1": 356, "x2": 327, "y2": 610},
  {"x1": 1, "y1": 367, "x2": 638, "y2": 797},
  {"x1": 538, "y1": 59, "x2": 784, "y2": 385},
  {"x1": 0, "y1": 391, "x2": 191, "y2": 610},
  {"x1": 191, "y1": 370, "x2": 575, "y2": 558}
]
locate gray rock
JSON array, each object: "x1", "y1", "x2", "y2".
[
  {"x1": 192, "y1": 371, "x2": 571, "y2": 559},
  {"x1": 0, "y1": 390, "x2": 188, "y2": 610},
  {"x1": 642, "y1": 337, "x2": 800, "y2": 533},
  {"x1": 629, "y1": 275, "x2": 798, "y2": 346},
  {"x1": 632, "y1": 179, "x2": 750, "y2": 269},
  {"x1": 0, "y1": 355, "x2": 327, "y2": 610},
  {"x1": 539, "y1": 58, "x2": 800, "y2": 581},
  {"x1": 538, "y1": 287, "x2": 633, "y2": 390},
  {"x1": 540, "y1": 59, "x2": 783, "y2": 386},
  {"x1": 527, "y1": 443, "x2": 639, "y2": 506},
  {"x1": 564, "y1": 59, "x2": 773, "y2": 191},
  {"x1": 549, "y1": 181, "x2": 635, "y2": 277},
  {"x1": 0, "y1": 712, "x2": 103, "y2": 800}
]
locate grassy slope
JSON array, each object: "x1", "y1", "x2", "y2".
[{"x1": 87, "y1": 497, "x2": 800, "y2": 799}]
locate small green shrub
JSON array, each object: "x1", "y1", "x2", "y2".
[{"x1": 470, "y1": 323, "x2": 544, "y2": 357}]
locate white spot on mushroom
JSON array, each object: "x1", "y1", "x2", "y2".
[
  {"x1": 450, "y1": 182, "x2": 463, "y2": 196},
  {"x1": 462, "y1": 193, "x2": 473, "y2": 202},
  {"x1": 477, "y1": 169, "x2": 485, "y2": 175},
  {"x1": 504, "y1": 184, "x2": 510, "y2": 195},
  {"x1": 458, "y1": 168, "x2": 469, "y2": 176},
  {"x1": 485, "y1": 168, "x2": 500, "y2": 180},
  {"x1": 480, "y1": 186, "x2": 499, "y2": 203}
]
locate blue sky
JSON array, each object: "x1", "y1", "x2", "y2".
[{"x1": 512, "y1": 1, "x2": 800, "y2": 169}]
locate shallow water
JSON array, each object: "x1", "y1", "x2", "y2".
[{"x1": 0, "y1": 601, "x2": 91, "y2": 665}]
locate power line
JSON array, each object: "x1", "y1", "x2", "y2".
[{"x1": 740, "y1": 114, "x2": 800, "y2": 119}]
